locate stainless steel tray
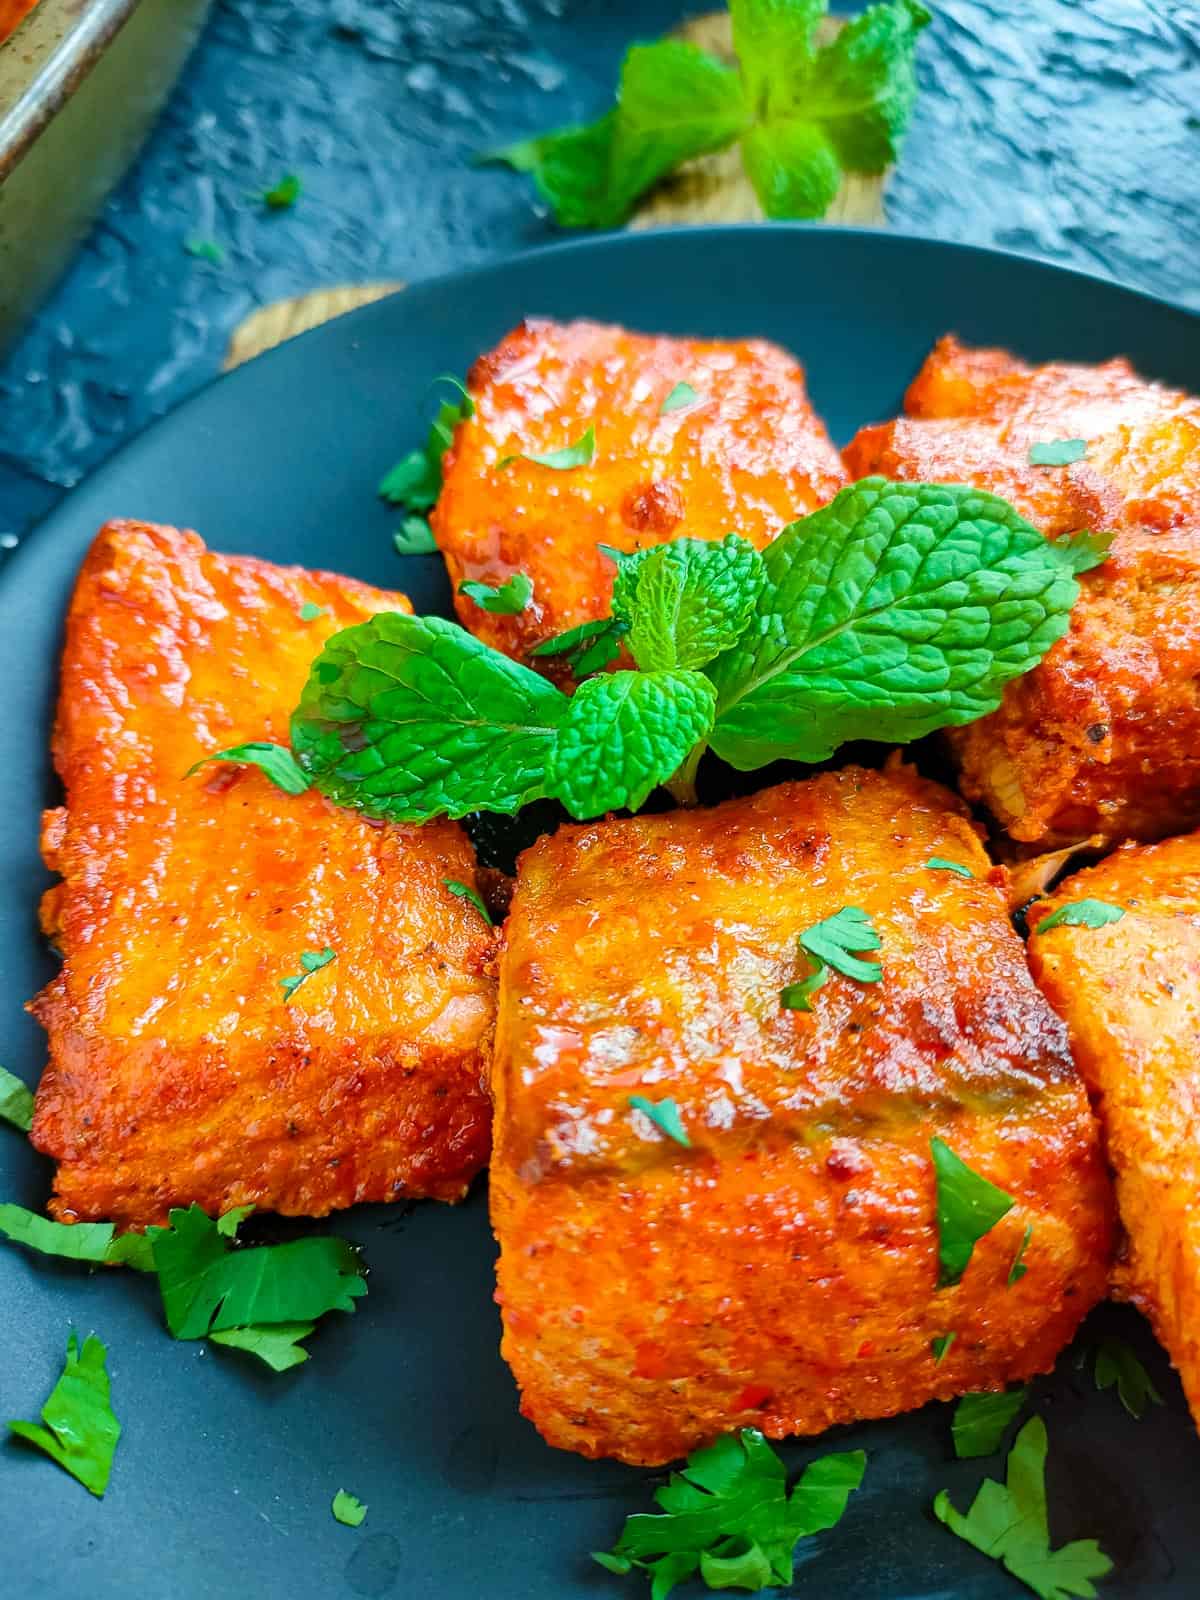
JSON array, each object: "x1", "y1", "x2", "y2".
[{"x1": 0, "y1": 0, "x2": 211, "y2": 354}]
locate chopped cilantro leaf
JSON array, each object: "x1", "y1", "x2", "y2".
[
  {"x1": 0, "y1": 1065, "x2": 34, "y2": 1132},
  {"x1": 280, "y1": 947, "x2": 336, "y2": 1001},
  {"x1": 798, "y1": 906, "x2": 882, "y2": 984},
  {"x1": 1008, "y1": 1223, "x2": 1033, "y2": 1286},
  {"x1": 394, "y1": 515, "x2": 438, "y2": 556},
  {"x1": 934, "y1": 1416, "x2": 1112, "y2": 1598},
  {"x1": 931, "y1": 1332, "x2": 956, "y2": 1364},
  {"x1": 952, "y1": 1388, "x2": 1028, "y2": 1458},
  {"x1": 531, "y1": 616, "x2": 629, "y2": 676},
  {"x1": 443, "y1": 878, "x2": 493, "y2": 925},
  {"x1": 333, "y1": 1489, "x2": 368, "y2": 1527},
  {"x1": 498, "y1": 425, "x2": 595, "y2": 471},
  {"x1": 209, "y1": 1322, "x2": 315, "y2": 1372},
  {"x1": 930, "y1": 1138, "x2": 1015, "y2": 1287},
  {"x1": 1034, "y1": 899, "x2": 1125, "y2": 934},
  {"x1": 1028, "y1": 439, "x2": 1088, "y2": 466},
  {"x1": 184, "y1": 236, "x2": 225, "y2": 265},
  {"x1": 1092, "y1": 1336, "x2": 1163, "y2": 1420},
  {"x1": 594, "y1": 1428, "x2": 865, "y2": 1597},
  {"x1": 780, "y1": 955, "x2": 829, "y2": 1011},
  {"x1": 660, "y1": 381, "x2": 700, "y2": 414},
  {"x1": 8, "y1": 1332, "x2": 120, "y2": 1497},
  {"x1": 925, "y1": 857, "x2": 974, "y2": 879},
  {"x1": 262, "y1": 173, "x2": 302, "y2": 209},
  {"x1": 0, "y1": 1204, "x2": 154, "y2": 1272},
  {"x1": 299, "y1": 602, "x2": 327, "y2": 621},
  {"x1": 377, "y1": 377, "x2": 474, "y2": 530},
  {"x1": 1051, "y1": 529, "x2": 1112, "y2": 575},
  {"x1": 459, "y1": 574, "x2": 534, "y2": 615},
  {"x1": 628, "y1": 1095, "x2": 691, "y2": 1148},
  {"x1": 187, "y1": 742, "x2": 310, "y2": 796}
]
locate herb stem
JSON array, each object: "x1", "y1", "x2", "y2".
[{"x1": 664, "y1": 744, "x2": 703, "y2": 807}]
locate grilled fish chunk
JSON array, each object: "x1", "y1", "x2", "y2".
[
  {"x1": 490, "y1": 766, "x2": 1112, "y2": 1465},
  {"x1": 432, "y1": 318, "x2": 846, "y2": 668},
  {"x1": 844, "y1": 336, "x2": 1200, "y2": 849},
  {"x1": 1028, "y1": 833, "x2": 1200, "y2": 1427},
  {"x1": 31, "y1": 520, "x2": 495, "y2": 1228}
]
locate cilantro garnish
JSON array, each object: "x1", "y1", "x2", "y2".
[
  {"x1": 377, "y1": 376, "x2": 474, "y2": 540},
  {"x1": 497, "y1": 425, "x2": 595, "y2": 471},
  {"x1": 593, "y1": 1428, "x2": 865, "y2": 1597},
  {"x1": 952, "y1": 1389, "x2": 1028, "y2": 1458},
  {"x1": 299, "y1": 601, "x2": 327, "y2": 621},
  {"x1": 930, "y1": 1138, "x2": 1014, "y2": 1287},
  {"x1": 484, "y1": 0, "x2": 929, "y2": 226},
  {"x1": 531, "y1": 616, "x2": 630, "y2": 676},
  {"x1": 799, "y1": 907, "x2": 882, "y2": 981},
  {"x1": 660, "y1": 381, "x2": 700, "y2": 414},
  {"x1": 8, "y1": 1332, "x2": 120, "y2": 1498},
  {"x1": 1034, "y1": 899, "x2": 1125, "y2": 934},
  {"x1": 1051, "y1": 528, "x2": 1112, "y2": 575},
  {"x1": 628, "y1": 1095, "x2": 691, "y2": 1148},
  {"x1": 1008, "y1": 1223, "x2": 1033, "y2": 1286},
  {"x1": 0, "y1": 1204, "x2": 154, "y2": 1271},
  {"x1": 0, "y1": 1065, "x2": 34, "y2": 1132},
  {"x1": 184, "y1": 236, "x2": 226, "y2": 265},
  {"x1": 1091, "y1": 1336, "x2": 1163, "y2": 1420},
  {"x1": 333, "y1": 1489, "x2": 368, "y2": 1527},
  {"x1": 926, "y1": 857, "x2": 974, "y2": 879},
  {"x1": 288, "y1": 479, "x2": 1092, "y2": 826},
  {"x1": 780, "y1": 955, "x2": 828, "y2": 1012},
  {"x1": 1028, "y1": 439, "x2": 1088, "y2": 466},
  {"x1": 186, "y1": 741, "x2": 311, "y2": 796},
  {"x1": 394, "y1": 515, "x2": 438, "y2": 556},
  {"x1": 459, "y1": 574, "x2": 534, "y2": 615},
  {"x1": 443, "y1": 878, "x2": 493, "y2": 925},
  {"x1": 280, "y1": 947, "x2": 336, "y2": 1000},
  {"x1": 934, "y1": 1417, "x2": 1112, "y2": 1598},
  {"x1": 262, "y1": 173, "x2": 302, "y2": 210},
  {"x1": 208, "y1": 1322, "x2": 315, "y2": 1372},
  {"x1": 931, "y1": 1332, "x2": 956, "y2": 1364}
]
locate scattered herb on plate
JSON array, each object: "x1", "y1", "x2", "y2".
[
  {"x1": 8, "y1": 1332, "x2": 120, "y2": 1497},
  {"x1": 262, "y1": 174, "x2": 302, "y2": 210},
  {"x1": 184, "y1": 236, "x2": 226, "y2": 265},
  {"x1": 593, "y1": 1427, "x2": 865, "y2": 1596},
  {"x1": 628, "y1": 1095, "x2": 691, "y2": 1148},
  {"x1": 0, "y1": 1065, "x2": 34, "y2": 1132},
  {"x1": 1091, "y1": 1336, "x2": 1163, "y2": 1420},
  {"x1": 394, "y1": 515, "x2": 439, "y2": 556},
  {"x1": 930, "y1": 1138, "x2": 1015, "y2": 1287},
  {"x1": 377, "y1": 375, "x2": 474, "y2": 546},
  {"x1": 951, "y1": 1389, "x2": 1028, "y2": 1458},
  {"x1": 332, "y1": 1489, "x2": 368, "y2": 1527}
]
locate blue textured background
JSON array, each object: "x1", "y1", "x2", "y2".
[{"x1": 0, "y1": 0, "x2": 1198, "y2": 543}]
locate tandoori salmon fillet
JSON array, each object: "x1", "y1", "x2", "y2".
[
  {"x1": 1028, "y1": 834, "x2": 1200, "y2": 1429},
  {"x1": 30, "y1": 521, "x2": 496, "y2": 1228},
  {"x1": 490, "y1": 766, "x2": 1112, "y2": 1465},
  {"x1": 432, "y1": 319, "x2": 846, "y2": 668},
  {"x1": 844, "y1": 336, "x2": 1200, "y2": 850}
]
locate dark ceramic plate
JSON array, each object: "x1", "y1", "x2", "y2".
[{"x1": 1, "y1": 227, "x2": 1198, "y2": 1600}]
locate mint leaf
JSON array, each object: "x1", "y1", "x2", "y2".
[
  {"x1": 1008, "y1": 1223, "x2": 1033, "y2": 1286},
  {"x1": 707, "y1": 479, "x2": 1084, "y2": 771},
  {"x1": 931, "y1": 1138, "x2": 1015, "y2": 1287},
  {"x1": 487, "y1": 42, "x2": 746, "y2": 228},
  {"x1": 613, "y1": 535, "x2": 766, "y2": 672},
  {"x1": 148, "y1": 1204, "x2": 365, "y2": 1339},
  {"x1": 499, "y1": 425, "x2": 595, "y2": 470},
  {"x1": 0, "y1": 1066, "x2": 34, "y2": 1133},
  {"x1": 443, "y1": 878, "x2": 493, "y2": 926},
  {"x1": 799, "y1": 906, "x2": 882, "y2": 983},
  {"x1": 628, "y1": 1095, "x2": 691, "y2": 1148},
  {"x1": 1052, "y1": 529, "x2": 1112, "y2": 575},
  {"x1": 394, "y1": 515, "x2": 438, "y2": 556},
  {"x1": 952, "y1": 1389, "x2": 1028, "y2": 1458},
  {"x1": 1092, "y1": 1336, "x2": 1163, "y2": 1420},
  {"x1": 8, "y1": 1333, "x2": 120, "y2": 1498},
  {"x1": 596, "y1": 1429, "x2": 865, "y2": 1596},
  {"x1": 742, "y1": 119, "x2": 843, "y2": 218},
  {"x1": 1029, "y1": 439, "x2": 1088, "y2": 466},
  {"x1": 531, "y1": 617, "x2": 629, "y2": 676},
  {"x1": 209, "y1": 1322, "x2": 315, "y2": 1372},
  {"x1": 0, "y1": 1204, "x2": 154, "y2": 1272},
  {"x1": 333, "y1": 1489, "x2": 368, "y2": 1527},
  {"x1": 926, "y1": 857, "x2": 974, "y2": 878},
  {"x1": 731, "y1": 0, "x2": 824, "y2": 116},
  {"x1": 262, "y1": 173, "x2": 301, "y2": 209},
  {"x1": 780, "y1": 955, "x2": 829, "y2": 1011},
  {"x1": 932, "y1": 1332, "x2": 957, "y2": 1364},
  {"x1": 186, "y1": 741, "x2": 310, "y2": 795},
  {"x1": 1034, "y1": 899, "x2": 1125, "y2": 934},
  {"x1": 291, "y1": 612, "x2": 568, "y2": 820},
  {"x1": 660, "y1": 381, "x2": 700, "y2": 414},
  {"x1": 184, "y1": 236, "x2": 225, "y2": 265},
  {"x1": 935, "y1": 1417, "x2": 1112, "y2": 1599},
  {"x1": 460, "y1": 574, "x2": 534, "y2": 614},
  {"x1": 280, "y1": 947, "x2": 336, "y2": 1001},
  {"x1": 548, "y1": 670, "x2": 716, "y2": 817}
]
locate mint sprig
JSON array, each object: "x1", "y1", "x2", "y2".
[
  {"x1": 288, "y1": 479, "x2": 1093, "y2": 824},
  {"x1": 484, "y1": 0, "x2": 929, "y2": 226}
]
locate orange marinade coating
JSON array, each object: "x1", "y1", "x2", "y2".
[
  {"x1": 844, "y1": 335, "x2": 1200, "y2": 850},
  {"x1": 30, "y1": 521, "x2": 496, "y2": 1228},
  {"x1": 432, "y1": 318, "x2": 846, "y2": 666},
  {"x1": 491, "y1": 767, "x2": 1112, "y2": 1465},
  {"x1": 1028, "y1": 833, "x2": 1200, "y2": 1428}
]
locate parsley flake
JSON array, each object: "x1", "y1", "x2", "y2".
[
  {"x1": 443, "y1": 879, "x2": 493, "y2": 925},
  {"x1": 1028, "y1": 439, "x2": 1088, "y2": 466},
  {"x1": 1092, "y1": 1335, "x2": 1163, "y2": 1420},
  {"x1": 280, "y1": 947, "x2": 336, "y2": 1001},
  {"x1": 187, "y1": 742, "x2": 310, "y2": 796},
  {"x1": 8, "y1": 1332, "x2": 121, "y2": 1498},
  {"x1": 660, "y1": 381, "x2": 700, "y2": 414},
  {"x1": 930, "y1": 1138, "x2": 1015, "y2": 1287},
  {"x1": 594, "y1": 1428, "x2": 865, "y2": 1597},
  {"x1": 459, "y1": 573, "x2": 534, "y2": 615},
  {"x1": 0, "y1": 1065, "x2": 34, "y2": 1132},
  {"x1": 952, "y1": 1388, "x2": 1028, "y2": 1458},
  {"x1": 931, "y1": 1332, "x2": 956, "y2": 1364},
  {"x1": 332, "y1": 1489, "x2": 368, "y2": 1527},
  {"x1": 935, "y1": 1417, "x2": 1112, "y2": 1599},
  {"x1": 1034, "y1": 899, "x2": 1125, "y2": 934},
  {"x1": 262, "y1": 173, "x2": 302, "y2": 209},
  {"x1": 498, "y1": 425, "x2": 595, "y2": 471},
  {"x1": 628, "y1": 1095, "x2": 691, "y2": 1148},
  {"x1": 925, "y1": 857, "x2": 974, "y2": 879},
  {"x1": 184, "y1": 236, "x2": 225, "y2": 265}
]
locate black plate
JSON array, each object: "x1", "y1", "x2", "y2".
[{"x1": 1, "y1": 226, "x2": 1198, "y2": 1600}]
